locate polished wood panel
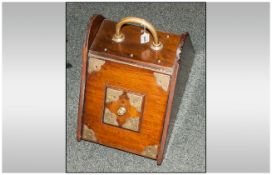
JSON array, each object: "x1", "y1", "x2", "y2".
[{"x1": 82, "y1": 56, "x2": 170, "y2": 159}]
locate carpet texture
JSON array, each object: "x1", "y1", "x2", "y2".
[{"x1": 66, "y1": 2, "x2": 206, "y2": 172}]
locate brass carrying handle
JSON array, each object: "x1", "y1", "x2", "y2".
[{"x1": 112, "y1": 17, "x2": 163, "y2": 51}]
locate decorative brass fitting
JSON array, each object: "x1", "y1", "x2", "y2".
[{"x1": 117, "y1": 106, "x2": 127, "y2": 116}]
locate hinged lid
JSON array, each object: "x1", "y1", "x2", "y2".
[{"x1": 89, "y1": 18, "x2": 187, "y2": 75}]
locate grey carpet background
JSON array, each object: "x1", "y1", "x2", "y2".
[{"x1": 66, "y1": 2, "x2": 205, "y2": 173}]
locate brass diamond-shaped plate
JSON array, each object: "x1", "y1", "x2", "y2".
[{"x1": 103, "y1": 87, "x2": 144, "y2": 132}]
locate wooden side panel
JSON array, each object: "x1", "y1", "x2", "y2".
[
  {"x1": 156, "y1": 33, "x2": 195, "y2": 165},
  {"x1": 82, "y1": 55, "x2": 171, "y2": 159},
  {"x1": 77, "y1": 15, "x2": 105, "y2": 141}
]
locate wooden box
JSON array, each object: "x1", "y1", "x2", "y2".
[{"x1": 76, "y1": 15, "x2": 194, "y2": 165}]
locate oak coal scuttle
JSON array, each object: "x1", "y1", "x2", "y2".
[{"x1": 76, "y1": 15, "x2": 194, "y2": 165}]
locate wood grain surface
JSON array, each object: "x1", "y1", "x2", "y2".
[{"x1": 82, "y1": 55, "x2": 170, "y2": 159}]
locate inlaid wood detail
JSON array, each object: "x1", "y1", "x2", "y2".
[
  {"x1": 88, "y1": 57, "x2": 105, "y2": 73},
  {"x1": 122, "y1": 117, "x2": 140, "y2": 131},
  {"x1": 142, "y1": 145, "x2": 158, "y2": 159},
  {"x1": 153, "y1": 72, "x2": 170, "y2": 92},
  {"x1": 82, "y1": 125, "x2": 97, "y2": 142}
]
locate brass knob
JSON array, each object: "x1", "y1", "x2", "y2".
[{"x1": 117, "y1": 106, "x2": 127, "y2": 116}]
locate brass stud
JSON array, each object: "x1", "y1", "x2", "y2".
[
  {"x1": 104, "y1": 48, "x2": 108, "y2": 52},
  {"x1": 166, "y1": 35, "x2": 170, "y2": 38},
  {"x1": 117, "y1": 106, "x2": 127, "y2": 116},
  {"x1": 130, "y1": 54, "x2": 134, "y2": 58}
]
